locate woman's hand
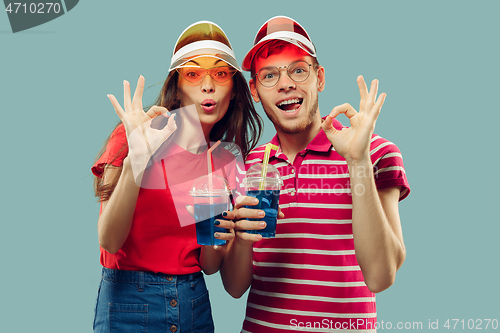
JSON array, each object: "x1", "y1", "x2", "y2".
[
  {"x1": 107, "y1": 75, "x2": 177, "y2": 184},
  {"x1": 186, "y1": 205, "x2": 236, "y2": 250},
  {"x1": 107, "y1": 75, "x2": 177, "y2": 159}
]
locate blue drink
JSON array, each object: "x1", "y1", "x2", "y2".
[
  {"x1": 246, "y1": 189, "x2": 280, "y2": 238},
  {"x1": 195, "y1": 203, "x2": 227, "y2": 246}
]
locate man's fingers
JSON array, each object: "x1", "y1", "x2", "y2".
[
  {"x1": 235, "y1": 219, "x2": 266, "y2": 231},
  {"x1": 107, "y1": 94, "x2": 126, "y2": 120},
  {"x1": 370, "y1": 92, "x2": 386, "y2": 122},
  {"x1": 357, "y1": 75, "x2": 368, "y2": 101},
  {"x1": 132, "y1": 75, "x2": 145, "y2": 111},
  {"x1": 235, "y1": 231, "x2": 263, "y2": 242},
  {"x1": 278, "y1": 207, "x2": 285, "y2": 219},
  {"x1": 328, "y1": 103, "x2": 358, "y2": 120},
  {"x1": 233, "y1": 207, "x2": 265, "y2": 221},
  {"x1": 367, "y1": 79, "x2": 379, "y2": 106},
  {"x1": 234, "y1": 195, "x2": 259, "y2": 209}
]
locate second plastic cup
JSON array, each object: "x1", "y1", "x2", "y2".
[
  {"x1": 190, "y1": 174, "x2": 230, "y2": 246},
  {"x1": 244, "y1": 163, "x2": 282, "y2": 238}
]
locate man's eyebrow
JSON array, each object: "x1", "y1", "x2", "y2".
[{"x1": 214, "y1": 59, "x2": 225, "y2": 65}]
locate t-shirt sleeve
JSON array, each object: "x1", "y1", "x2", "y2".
[
  {"x1": 91, "y1": 124, "x2": 129, "y2": 178},
  {"x1": 370, "y1": 134, "x2": 410, "y2": 201}
]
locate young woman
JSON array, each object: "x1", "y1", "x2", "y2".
[{"x1": 91, "y1": 21, "x2": 262, "y2": 333}]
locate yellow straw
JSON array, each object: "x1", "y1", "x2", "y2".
[
  {"x1": 207, "y1": 141, "x2": 221, "y2": 204},
  {"x1": 260, "y1": 143, "x2": 279, "y2": 190}
]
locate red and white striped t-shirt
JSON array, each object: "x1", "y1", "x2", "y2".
[{"x1": 240, "y1": 120, "x2": 410, "y2": 333}]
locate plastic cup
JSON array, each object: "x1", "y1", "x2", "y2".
[
  {"x1": 244, "y1": 163, "x2": 282, "y2": 238},
  {"x1": 189, "y1": 174, "x2": 230, "y2": 246}
]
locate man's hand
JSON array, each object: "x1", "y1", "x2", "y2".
[
  {"x1": 222, "y1": 195, "x2": 285, "y2": 244},
  {"x1": 322, "y1": 75, "x2": 386, "y2": 164}
]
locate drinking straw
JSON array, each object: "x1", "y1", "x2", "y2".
[
  {"x1": 207, "y1": 140, "x2": 221, "y2": 204},
  {"x1": 260, "y1": 143, "x2": 279, "y2": 190}
]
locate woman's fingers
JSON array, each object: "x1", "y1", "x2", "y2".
[
  {"x1": 132, "y1": 75, "x2": 145, "y2": 111},
  {"x1": 158, "y1": 114, "x2": 177, "y2": 139},
  {"x1": 214, "y1": 230, "x2": 235, "y2": 241},
  {"x1": 107, "y1": 94, "x2": 126, "y2": 120},
  {"x1": 215, "y1": 219, "x2": 235, "y2": 231},
  {"x1": 123, "y1": 80, "x2": 132, "y2": 111},
  {"x1": 146, "y1": 106, "x2": 170, "y2": 119}
]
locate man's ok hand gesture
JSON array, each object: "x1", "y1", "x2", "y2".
[{"x1": 322, "y1": 75, "x2": 386, "y2": 164}]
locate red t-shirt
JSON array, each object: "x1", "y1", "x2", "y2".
[{"x1": 92, "y1": 124, "x2": 238, "y2": 274}]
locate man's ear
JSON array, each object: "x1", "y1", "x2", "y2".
[
  {"x1": 316, "y1": 65, "x2": 325, "y2": 92},
  {"x1": 249, "y1": 78, "x2": 261, "y2": 103}
]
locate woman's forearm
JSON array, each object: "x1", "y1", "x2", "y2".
[{"x1": 97, "y1": 158, "x2": 140, "y2": 254}]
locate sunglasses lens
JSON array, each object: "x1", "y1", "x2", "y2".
[
  {"x1": 178, "y1": 66, "x2": 236, "y2": 84},
  {"x1": 209, "y1": 67, "x2": 235, "y2": 83},
  {"x1": 178, "y1": 68, "x2": 205, "y2": 84}
]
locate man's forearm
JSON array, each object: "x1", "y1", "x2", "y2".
[{"x1": 348, "y1": 159, "x2": 405, "y2": 293}]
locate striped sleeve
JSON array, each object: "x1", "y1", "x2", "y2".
[{"x1": 370, "y1": 135, "x2": 410, "y2": 200}]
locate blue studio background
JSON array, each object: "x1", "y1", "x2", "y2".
[{"x1": 1, "y1": 0, "x2": 499, "y2": 332}]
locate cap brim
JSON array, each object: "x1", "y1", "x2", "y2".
[
  {"x1": 169, "y1": 52, "x2": 241, "y2": 72},
  {"x1": 242, "y1": 37, "x2": 315, "y2": 72}
]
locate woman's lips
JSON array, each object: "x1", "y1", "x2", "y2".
[{"x1": 201, "y1": 99, "x2": 216, "y2": 112}]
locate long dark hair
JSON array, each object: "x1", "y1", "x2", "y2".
[{"x1": 93, "y1": 70, "x2": 263, "y2": 201}]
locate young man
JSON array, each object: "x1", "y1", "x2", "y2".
[{"x1": 221, "y1": 16, "x2": 410, "y2": 332}]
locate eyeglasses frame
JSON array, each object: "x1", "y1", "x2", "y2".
[
  {"x1": 254, "y1": 60, "x2": 316, "y2": 88},
  {"x1": 176, "y1": 65, "x2": 237, "y2": 85}
]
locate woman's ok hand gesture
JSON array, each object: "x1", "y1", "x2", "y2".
[
  {"x1": 107, "y1": 75, "x2": 177, "y2": 159},
  {"x1": 107, "y1": 76, "x2": 177, "y2": 184}
]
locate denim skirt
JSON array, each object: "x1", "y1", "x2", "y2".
[{"x1": 93, "y1": 267, "x2": 214, "y2": 333}]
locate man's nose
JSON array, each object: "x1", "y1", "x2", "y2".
[{"x1": 277, "y1": 70, "x2": 295, "y2": 91}]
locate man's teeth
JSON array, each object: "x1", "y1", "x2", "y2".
[{"x1": 277, "y1": 98, "x2": 301, "y2": 106}]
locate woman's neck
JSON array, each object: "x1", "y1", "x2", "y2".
[{"x1": 173, "y1": 115, "x2": 212, "y2": 154}]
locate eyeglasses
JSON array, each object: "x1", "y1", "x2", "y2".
[
  {"x1": 176, "y1": 66, "x2": 237, "y2": 84},
  {"x1": 255, "y1": 60, "x2": 313, "y2": 87}
]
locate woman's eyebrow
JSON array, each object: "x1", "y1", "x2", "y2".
[{"x1": 184, "y1": 60, "x2": 200, "y2": 66}]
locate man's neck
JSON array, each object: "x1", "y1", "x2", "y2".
[{"x1": 276, "y1": 117, "x2": 322, "y2": 164}]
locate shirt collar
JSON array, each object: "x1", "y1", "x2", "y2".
[{"x1": 270, "y1": 117, "x2": 343, "y2": 154}]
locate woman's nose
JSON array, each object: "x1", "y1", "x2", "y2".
[{"x1": 201, "y1": 74, "x2": 215, "y2": 93}]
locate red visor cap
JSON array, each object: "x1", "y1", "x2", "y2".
[{"x1": 242, "y1": 16, "x2": 317, "y2": 72}]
